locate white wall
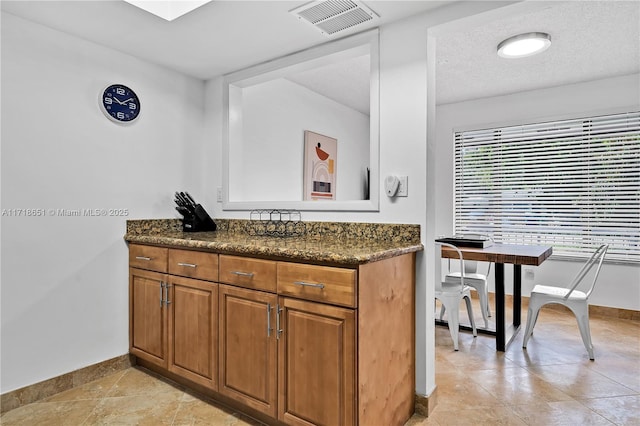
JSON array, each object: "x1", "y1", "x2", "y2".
[
  {"x1": 230, "y1": 78, "x2": 369, "y2": 202},
  {"x1": 0, "y1": 13, "x2": 205, "y2": 393},
  {"x1": 435, "y1": 74, "x2": 640, "y2": 310}
]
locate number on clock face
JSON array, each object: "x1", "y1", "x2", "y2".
[{"x1": 101, "y1": 84, "x2": 140, "y2": 123}]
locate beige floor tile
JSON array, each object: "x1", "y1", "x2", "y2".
[
  {"x1": 428, "y1": 406, "x2": 527, "y2": 426},
  {"x1": 431, "y1": 371, "x2": 506, "y2": 410},
  {"x1": 83, "y1": 391, "x2": 184, "y2": 425},
  {"x1": 509, "y1": 400, "x2": 614, "y2": 425},
  {"x1": 526, "y1": 363, "x2": 637, "y2": 399},
  {"x1": 579, "y1": 395, "x2": 640, "y2": 425},
  {"x1": 106, "y1": 367, "x2": 182, "y2": 398},
  {"x1": 469, "y1": 366, "x2": 574, "y2": 405},
  {"x1": 0, "y1": 400, "x2": 99, "y2": 426},
  {"x1": 43, "y1": 369, "x2": 126, "y2": 403},
  {"x1": 173, "y1": 393, "x2": 263, "y2": 425},
  {"x1": 405, "y1": 413, "x2": 441, "y2": 425}
]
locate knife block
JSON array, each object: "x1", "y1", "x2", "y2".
[{"x1": 182, "y1": 204, "x2": 217, "y2": 232}]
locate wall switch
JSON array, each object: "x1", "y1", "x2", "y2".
[
  {"x1": 524, "y1": 269, "x2": 535, "y2": 280},
  {"x1": 397, "y1": 176, "x2": 408, "y2": 197},
  {"x1": 216, "y1": 187, "x2": 223, "y2": 202}
]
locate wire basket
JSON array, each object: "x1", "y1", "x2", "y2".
[{"x1": 245, "y1": 209, "x2": 306, "y2": 237}]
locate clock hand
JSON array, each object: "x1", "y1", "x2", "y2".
[
  {"x1": 120, "y1": 98, "x2": 134, "y2": 104},
  {"x1": 112, "y1": 97, "x2": 125, "y2": 105}
]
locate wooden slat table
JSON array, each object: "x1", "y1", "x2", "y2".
[{"x1": 438, "y1": 243, "x2": 553, "y2": 351}]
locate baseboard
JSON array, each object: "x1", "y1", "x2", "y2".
[
  {"x1": 0, "y1": 354, "x2": 133, "y2": 414},
  {"x1": 472, "y1": 292, "x2": 640, "y2": 321},
  {"x1": 414, "y1": 387, "x2": 437, "y2": 417}
]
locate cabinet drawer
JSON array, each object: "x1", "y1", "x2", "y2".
[
  {"x1": 219, "y1": 255, "x2": 277, "y2": 292},
  {"x1": 277, "y1": 263, "x2": 357, "y2": 308},
  {"x1": 129, "y1": 244, "x2": 168, "y2": 272},
  {"x1": 168, "y1": 249, "x2": 218, "y2": 281}
]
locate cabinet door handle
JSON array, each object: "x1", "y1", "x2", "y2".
[
  {"x1": 164, "y1": 284, "x2": 172, "y2": 305},
  {"x1": 232, "y1": 271, "x2": 254, "y2": 277},
  {"x1": 136, "y1": 256, "x2": 152, "y2": 261},
  {"x1": 293, "y1": 281, "x2": 325, "y2": 289},
  {"x1": 267, "y1": 303, "x2": 272, "y2": 337},
  {"x1": 160, "y1": 282, "x2": 165, "y2": 307},
  {"x1": 276, "y1": 304, "x2": 283, "y2": 339},
  {"x1": 177, "y1": 262, "x2": 197, "y2": 268}
]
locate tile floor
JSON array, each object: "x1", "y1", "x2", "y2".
[{"x1": 2, "y1": 300, "x2": 639, "y2": 426}]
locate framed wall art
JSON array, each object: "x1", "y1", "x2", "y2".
[{"x1": 303, "y1": 130, "x2": 337, "y2": 200}]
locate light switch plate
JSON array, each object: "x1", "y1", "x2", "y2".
[
  {"x1": 397, "y1": 176, "x2": 408, "y2": 197},
  {"x1": 216, "y1": 187, "x2": 223, "y2": 202}
]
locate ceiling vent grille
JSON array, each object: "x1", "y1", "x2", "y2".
[{"x1": 290, "y1": 1, "x2": 379, "y2": 37}]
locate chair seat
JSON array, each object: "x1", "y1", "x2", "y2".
[
  {"x1": 438, "y1": 282, "x2": 474, "y2": 293},
  {"x1": 445, "y1": 272, "x2": 486, "y2": 284},
  {"x1": 532, "y1": 284, "x2": 588, "y2": 301}
]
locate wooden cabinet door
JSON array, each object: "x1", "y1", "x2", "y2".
[
  {"x1": 168, "y1": 276, "x2": 218, "y2": 390},
  {"x1": 278, "y1": 297, "x2": 356, "y2": 426},
  {"x1": 219, "y1": 284, "x2": 278, "y2": 418},
  {"x1": 130, "y1": 268, "x2": 167, "y2": 368}
]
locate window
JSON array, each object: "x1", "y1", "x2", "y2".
[{"x1": 454, "y1": 111, "x2": 640, "y2": 263}]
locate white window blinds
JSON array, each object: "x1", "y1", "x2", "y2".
[{"x1": 454, "y1": 111, "x2": 640, "y2": 263}]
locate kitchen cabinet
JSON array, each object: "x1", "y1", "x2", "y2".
[
  {"x1": 219, "y1": 284, "x2": 278, "y2": 418},
  {"x1": 278, "y1": 297, "x2": 355, "y2": 426},
  {"x1": 168, "y1": 275, "x2": 218, "y2": 389},
  {"x1": 130, "y1": 267, "x2": 167, "y2": 368},
  {"x1": 129, "y1": 241, "x2": 416, "y2": 426},
  {"x1": 129, "y1": 244, "x2": 219, "y2": 390}
]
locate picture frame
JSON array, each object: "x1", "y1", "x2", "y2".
[{"x1": 303, "y1": 130, "x2": 337, "y2": 200}]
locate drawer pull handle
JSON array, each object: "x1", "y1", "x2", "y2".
[
  {"x1": 177, "y1": 262, "x2": 197, "y2": 268},
  {"x1": 135, "y1": 256, "x2": 152, "y2": 261},
  {"x1": 232, "y1": 271, "x2": 254, "y2": 277},
  {"x1": 293, "y1": 281, "x2": 325, "y2": 289}
]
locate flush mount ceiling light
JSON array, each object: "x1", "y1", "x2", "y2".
[
  {"x1": 497, "y1": 32, "x2": 551, "y2": 58},
  {"x1": 124, "y1": 0, "x2": 212, "y2": 21}
]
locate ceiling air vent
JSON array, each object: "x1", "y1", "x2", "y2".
[{"x1": 290, "y1": 0, "x2": 379, "y2": 37}]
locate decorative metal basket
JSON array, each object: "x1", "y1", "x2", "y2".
[{"x1": 245, "y1": 209, "x2": 306, "y2": 237}]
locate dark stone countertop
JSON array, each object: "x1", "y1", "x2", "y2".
[{"x1": 124, "y1": 219, "x2": 423, "y2": 266}]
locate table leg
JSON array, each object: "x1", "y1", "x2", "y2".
[
  {"x1": 495, "y1": 263, "x2": 505, "y2": 351},
  {"x1": 513, "y1": 265, "x2": 522, "y2": 327}
]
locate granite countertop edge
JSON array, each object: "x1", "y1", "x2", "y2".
[{"x1": 124, "y1": 232, "x2": 424, "y2": 266}]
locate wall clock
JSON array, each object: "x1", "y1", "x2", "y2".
[{"x1": 100, "y1": 84, "x2": 141, "y2": 123}]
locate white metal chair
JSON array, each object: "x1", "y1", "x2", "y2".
[
  {"x1": 436, "y1": 242, "x2": 477, "y2": 351},
  {"x1": 522, "y1": 244, "x2": 609, "y2": 360},
  {"x1": 442, "y1": 260, "x2": 492, "y2": 328}
]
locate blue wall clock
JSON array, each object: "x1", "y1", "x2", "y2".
[{"x1": 100, "y1": 84, "x2": 141, "y2": 123}]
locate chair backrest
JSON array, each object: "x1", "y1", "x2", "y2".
[
  {"x1": 459, "y1": 234, "x2": 493, "y2": 276},
  {"x1": 436, "y1": 241, "x2": 465, "y2": 290},
  {"x1": 565, "y1": 244, "x2": 609, "y2": 300}
]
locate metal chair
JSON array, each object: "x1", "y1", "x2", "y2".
[
  {"x1": 442, "y1": 260, "x2": 492, "y2": 328},
  {"x1": 522, "y1": 244, "x2": 609, "y2": 360},
  {"x1": 435, "y1": 242, "x2": 477, "y2": 351}
]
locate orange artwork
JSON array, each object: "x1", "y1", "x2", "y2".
[{"x1": 303, "y1": 130, "x2": 337, "y2": 200}]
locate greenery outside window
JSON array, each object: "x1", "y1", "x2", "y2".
[{"x1": 454, "y1": 111, "x2": 640, "y2": 263}]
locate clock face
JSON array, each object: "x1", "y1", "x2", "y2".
[{"x1": 100, "y1": 84, "x2": 140, "y2": 123}]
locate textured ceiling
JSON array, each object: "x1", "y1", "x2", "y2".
[{"x1": 435, "y1": 1, "x2": 640, "y2": 104}]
